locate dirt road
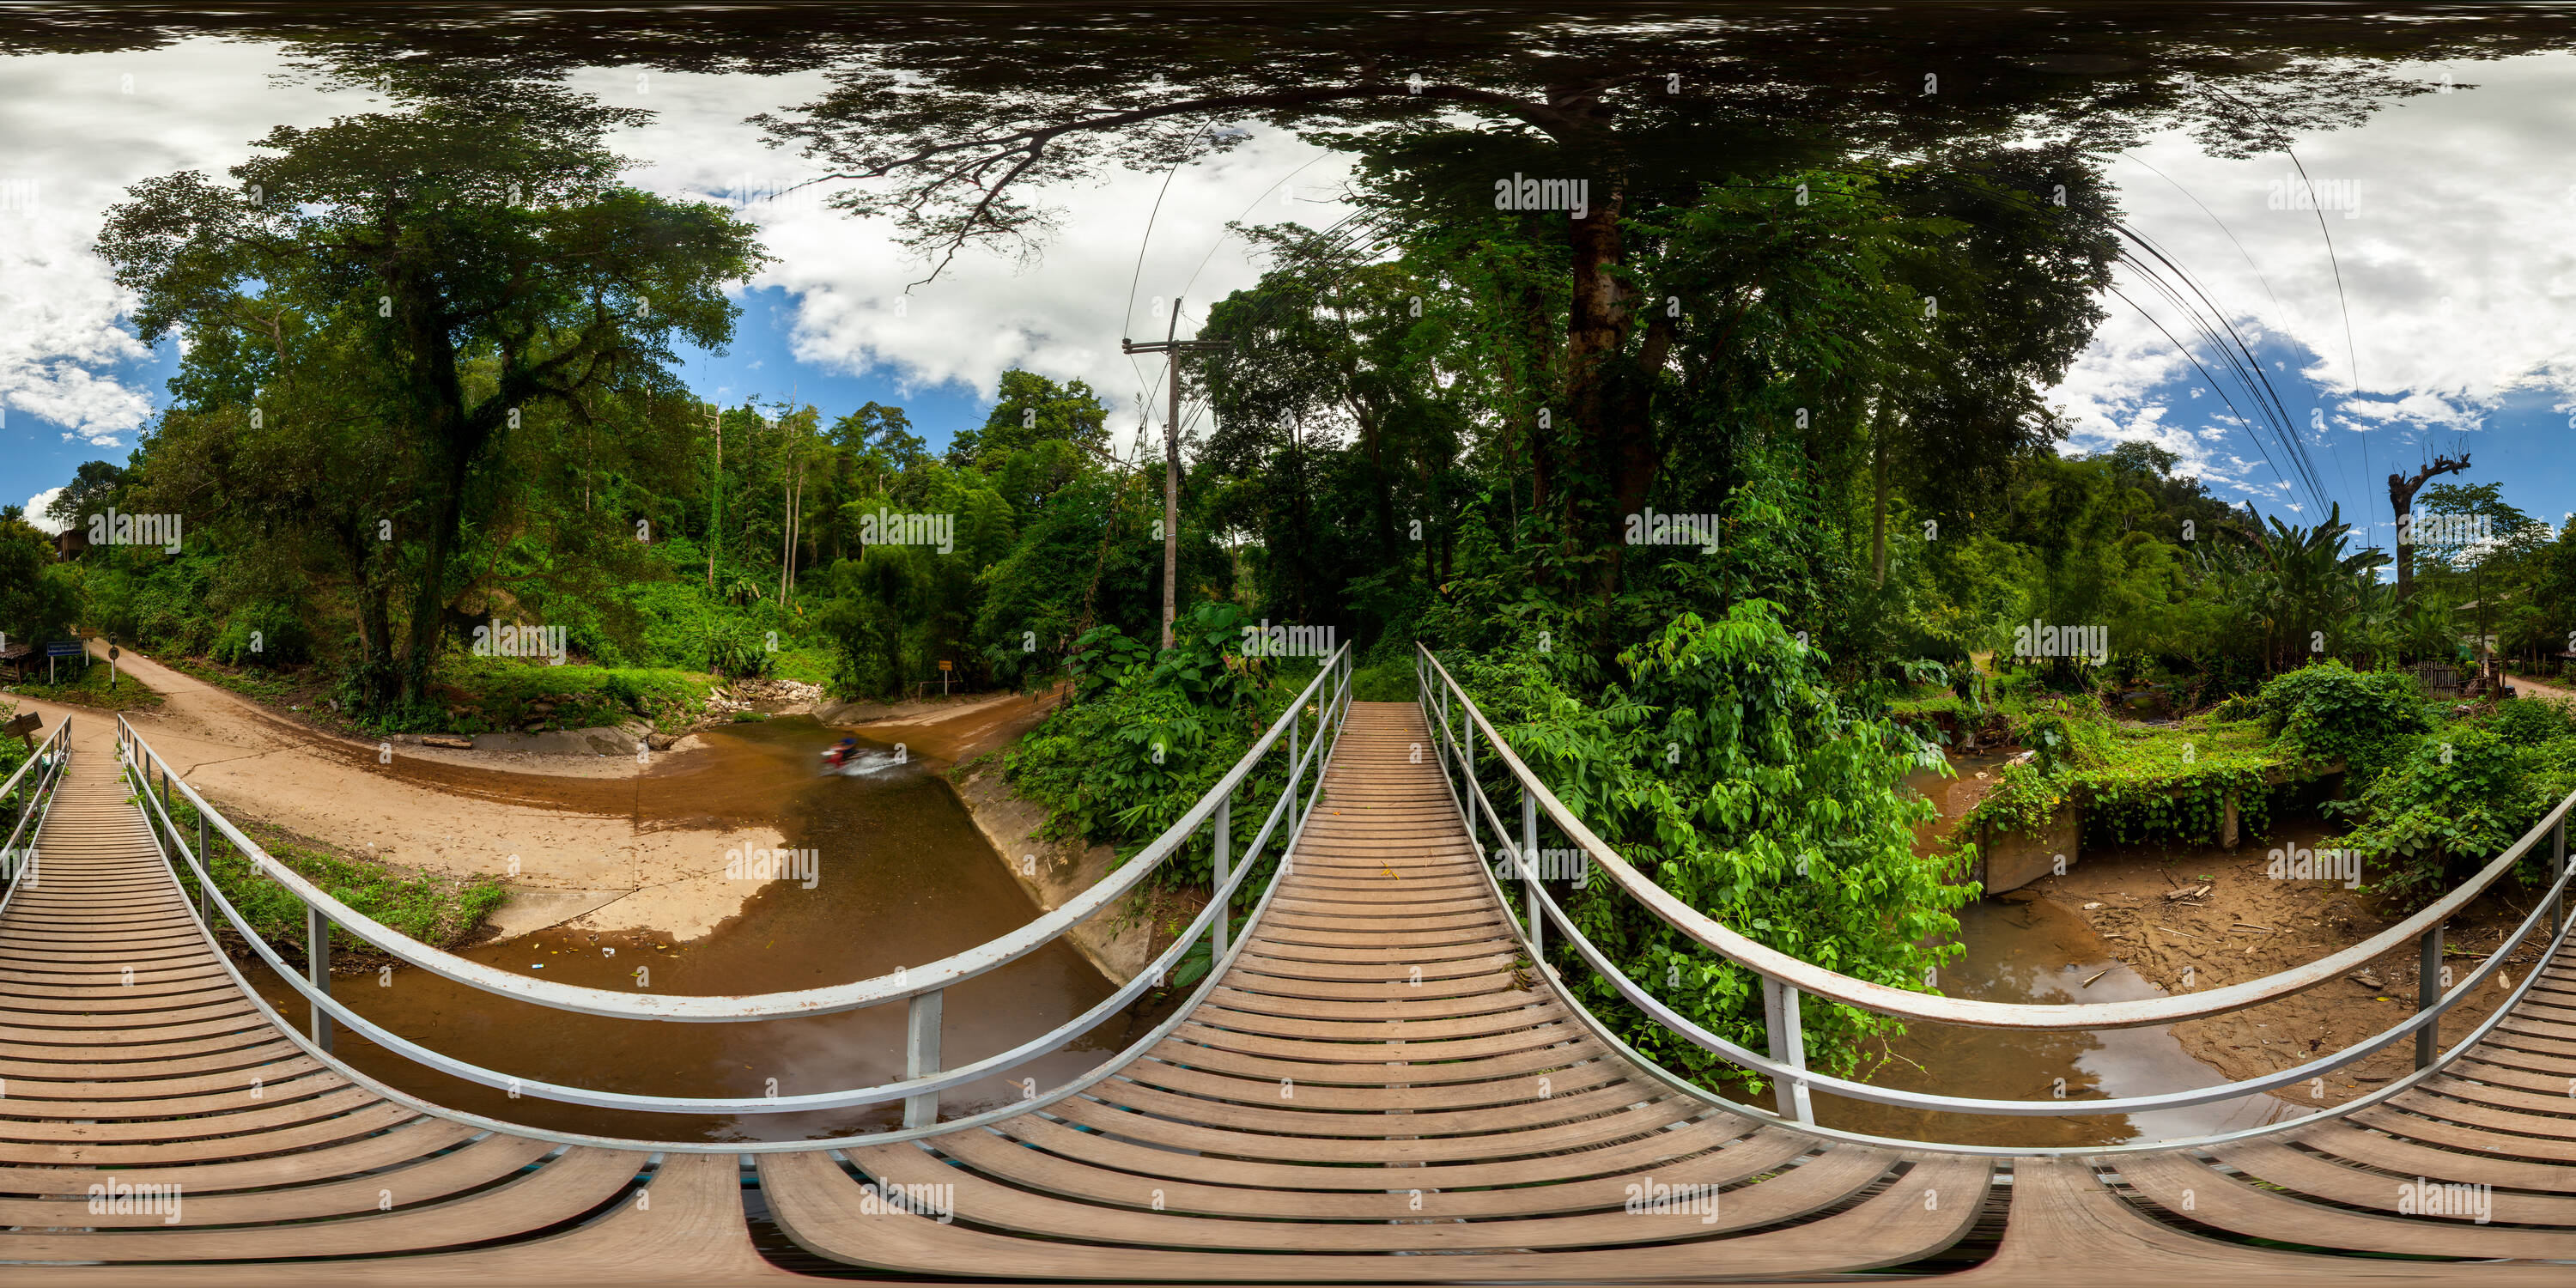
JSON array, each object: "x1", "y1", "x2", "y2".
[
  {"x1": 4, "y1": 643, "x2": 807, "y2": 940},
  {"x1": 3, "y1": 645, "x2": 1068, "y2": 945}
]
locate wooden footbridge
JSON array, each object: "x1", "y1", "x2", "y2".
[{"x1": 4, "y1": 645, "x2": 2576, "y2": 1285}]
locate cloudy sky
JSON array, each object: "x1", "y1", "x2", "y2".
[
  {"x1": 2056, "y1": 53, "x2": 2576, "y2": 538},
  {"x1": 0, "y1": 39, "x2": 1356, "y2": 528},
  {"x1": 5, "y1": 36, "x2": 2573, "y2": 543}
]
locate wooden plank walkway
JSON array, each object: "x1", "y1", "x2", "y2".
[
  {"x1": 6, "y1": 703, "x2": 2576, "y2": 1283},
  {"x1": 0, "y1": 722, "x2": 784, "y2": 1285}
]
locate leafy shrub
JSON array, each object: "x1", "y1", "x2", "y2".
[
  {"x1": 2017, "y1": 699, "x2": 2117, "y2": 775},
  {"x1": 2332, "y1": 726, "x2": 2546, "y2": 908},
  {"x1": 2490, "y1": 696, "x2": 2574, "y2": 747},
  {"x1": 2260, "y1": 661, "x2": 2431, "y2": 784},
  {"x1": 707, "y1": 617, "x2": 775, "y2": 678},
  {"x1": 1459, "y1": 602, "x2": 1971, "y2": 1091},
  {"x1": 1007, "y1": 601, "x2": 1298, "y2": 886},
  {"x1": 2208, "y1": 692, "x2": 2263, "y2": 721},
  {"x1": 210, "y1": 600, "x2": 309, "y2": 666}
]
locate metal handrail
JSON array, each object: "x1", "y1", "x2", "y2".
[
  {"x1": 118, "y1": 646, "x2": 1349, "y2": 1021},
  {"x1": 0, "y1": 711, "x2": 69, "y2": 802},
  {"x1": 1416, "y1": 642, "x2": 2576, "y2": 1146},
  {"x1": 0, "y1": 715, "x2": 71, "y2": 914},
  {"x1": 1418, "y1": 644, "x2": 2570, "y2": 1030},
  {"x1": 112, "y1": 644, "x2": 1352, "y2": 1134}
]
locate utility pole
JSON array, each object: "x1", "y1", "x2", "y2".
[
  {"x1": 1122, "y1": 298, "x2": 1230, "y2": 650},
  {"x1": 708, "y1": 404, "x2": 723, "y2": 593}
]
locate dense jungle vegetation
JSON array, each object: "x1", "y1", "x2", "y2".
[{"x1": 10, "y1": 12, "x2": 2576, "y2": 1089}]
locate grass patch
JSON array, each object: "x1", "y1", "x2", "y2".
[
  {"x1": 2, "y1": 658, "x2": 163, "y2": 711},
  {"x1": 769, "y1": 646, "x2": 835, "y2": 686},
  {"x1": 161, "y1": 654, "x2": 305, "y2": 703},
  {"x1": 1349, "y1": 655, "x2": 1419, "y2": 703},
  {"x1": 372, "y1": 656, "x2": 714, "y2": 736},
  {"x1": 165, "y1": 795, "x2": 506, "y2": 959}
]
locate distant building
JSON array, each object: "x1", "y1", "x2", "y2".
[{"x1": 53, "y1": 526, "x2": 88, "y2": 561}]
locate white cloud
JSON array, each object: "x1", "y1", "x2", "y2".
[
  {"x1": 0, "y1": 40, "x2": 353, "y2": 450},
  {"x1": 582, "y1": 63, "x2": 1355, "y2": 434},
  {"x1": 21, "y1": 487, "x2": 64, "y2": 533},
  {"x1": 2057, "y1": 51, "x2": 2576, "y2": 508}
]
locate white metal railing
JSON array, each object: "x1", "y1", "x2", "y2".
[
  {"x1": 108, "y1": 643, "x2": 1352, "y2": 1149},
  {"x1": 1416, "y1": 643, "x2": 2576, "y2": 1155},
  {"x1": 0, "y1": 714, "x2": 71, "y2": 916}
]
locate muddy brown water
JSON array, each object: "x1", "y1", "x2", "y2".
[
  {"x1": 247, "y1": 716, "x2": 1126, "y2": 1143},
  {"x1": 253, "y1": 734, "x2": 2293, "y2": 1148},
  {"x1": 1795, "y1": 753, "x2": 2300, "y2": 1148}
]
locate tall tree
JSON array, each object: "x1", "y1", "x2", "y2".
[
  {"x1": 99, "y1": 77, "x2": 762, "y2": 703},
  {"x1": 2389, "y1": 452, "x2": 2473, "y2": 602}
]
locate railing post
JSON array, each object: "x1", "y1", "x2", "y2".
[
  {"x1": 307, "y1": 903, "x2": 333, "y2": 1053},
  {"x1": 1461, "y1": 714, "x2": 1478, "y2": 854},
  {"x1": 2415, "y1": 921, "x2": 2442, "y2": 1070},
  {"x1": 1523, "y1": 789, "x2": 1542, "y2": 963},
  {"x1": 1444, "y1": 683, "x2": 1456, "y2": 764},
  {"x1": 904, "y1": 988, "x2": 945, "y2": 1129},
  {"x1": 2552, "y1": 821, "x2": 2567, "y2": 942},
  {"x1": 1212, "y1": 793, "x2": 1231, "y2": 958},
  {"x1": 1762, "y1": 977, "x2": 1814, "y2": 1124},
  {"x1": 197, "y1": 811, "x2": 210, "y2": 923},
  {"x1": 1288, "y1": 702, "x2": 1301, "y2": 823}
]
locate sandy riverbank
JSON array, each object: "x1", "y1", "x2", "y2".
[
  {"x1": 3, "y1": 643, "x2": 784, "y2": 943},
  {"x1": 2011, "y1": 822, "x2": 2540, "y2": 1105}
]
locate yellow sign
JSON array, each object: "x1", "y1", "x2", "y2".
[{"x1": 938, "y1": 659, "x2": 953, "y2": 671}]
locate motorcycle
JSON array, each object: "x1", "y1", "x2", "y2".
[{"x1": 820, "y1": 740, "x2": 905, "y2": 776}]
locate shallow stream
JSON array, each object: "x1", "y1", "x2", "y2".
[
  {"x1": 1801, "y1": 753, "x2": 2299, "y2": 1147},
  {"x1": 250, "y1": 716, "x2": 1123, "y2": 1143}
]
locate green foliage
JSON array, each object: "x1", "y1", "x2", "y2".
[
  {"x1": 169, "y1": 799, "x2": 506, "y2": 954},
  {"x1": 1967, "y1": 701, "x2": 2285, "y2": 849},
  {"x1": 0, "y1": 700, "x2": 28, "y2": 810},
  {"x1": 2489, "y1": 696, "x2": 2574, "y2": 746},
  {"x1": 1458, "y1": 604, "x2": 1971, "y2": 1089},
  {"x1": 0, "y1": 509, "x2": 79, "y2": 648},
  {"x1": 2259, "y1": 661, "x2": 2431, "y2": 783},
  {"x1": 706, "y1": 617, "x2": 776, "y2": 679},
  {"x1": 210, "y1": 601, "x2": 310, "y2": 666},
  {"x1": 364, "y1": 659, "x2": 708, "y2": 736},
  {"x1": 2331, "y1": 726, "x2": 2552, "y2": 908},
  {"x1": 1006, "y1": 600, "x2": 1301, "y2": 886}
]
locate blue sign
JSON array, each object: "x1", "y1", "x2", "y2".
[{"x1": 44, "y1": 641, "x2": 82, "y2": 658}]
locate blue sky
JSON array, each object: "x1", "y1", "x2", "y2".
[
  {"x1": 2, "y1": 40, "x2": 1335, "y2": 526},
  {"x1": 673, "y1": 286, "x2": 991, "y2": 443},
  {"x1": 8, "y1": 39, "x2": 2576, "y2": 552}
]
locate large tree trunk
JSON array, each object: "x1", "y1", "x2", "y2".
[
  {"x1": 337, "y1": 520, "x2": 395, "y2": 705},
  {"x1": 2389, "y1": 453, "x2": 2471, "y2": 602},
  {"x1": 1870, "y1": 403, "x2": 1893, "y2": 586},
  {"x1": 399, "y1": 446, "x2": 474, "y2": 704},
  {"x1": 1356, "y1": 406, "x2": 1399, "y2": 576}
]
